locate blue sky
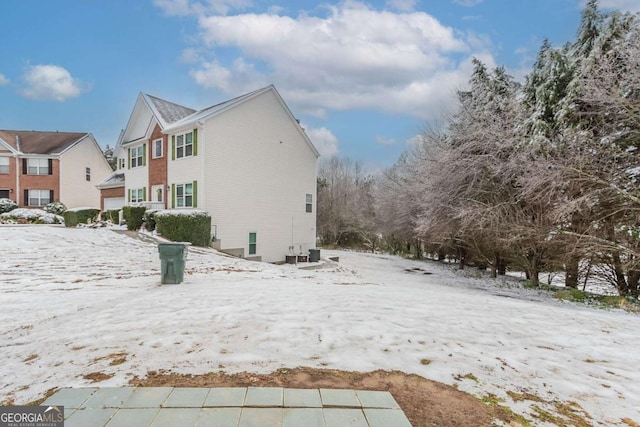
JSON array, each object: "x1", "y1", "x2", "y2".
[{"x1": 0, "y1": 0, "x2": 638, "y2": 169}]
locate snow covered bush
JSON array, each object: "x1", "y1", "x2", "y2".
[
  {"x1": 44, "y1": 201, "x2": 67, "y2": 215},
  {"x1": 155, "y1": 209, "x2": 211, "y2": 246},
  {"x1": 0, "y1": 208, "x2": 64, "y2": 224},
  {"x1": 0, "y1": 198, "x2": 18, "y2": 214}
]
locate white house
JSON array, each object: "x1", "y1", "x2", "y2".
[
  {"x1": 103, "y1": 85, "x2": 319, "y2": 262},
  {"x1": 0, "y1": 130, "x2": 113, "y2": 209}
]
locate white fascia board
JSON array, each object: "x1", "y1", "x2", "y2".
[{"x1": 0, "y1": 137, "x2": 18, "y2": 154}]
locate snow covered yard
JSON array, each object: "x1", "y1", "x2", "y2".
[{"x1": 1, "y1": 226, "x2": 639, "y2": 426}]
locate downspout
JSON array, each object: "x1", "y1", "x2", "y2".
[{"x1": 15, "y1": 135, "x2": 20, "y2": 206}]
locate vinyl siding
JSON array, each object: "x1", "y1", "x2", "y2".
[
  {"x1": 59, "y1": 136, "x2": 113, "y2": 208},
  {"x1": 201, "y1": 90, "x2": 317, "y2": 262}
]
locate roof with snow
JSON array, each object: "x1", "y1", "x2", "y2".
[
  {"x1": 96, "y1": 171, "x2": 125, "y2": 189},
  {"x1": 142, "y1": 94, "x2": 196, "y2": 129},
  {"x1": 0, "y1": 130, "x2": 90, "y2": 155}
]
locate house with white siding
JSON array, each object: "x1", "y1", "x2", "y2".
[
  {"x1": 0, "y1": 130, "x2": 112, "y2": 209},
  {"x1": 102, "y1": 85, "x2": 319, "y2": 262}
]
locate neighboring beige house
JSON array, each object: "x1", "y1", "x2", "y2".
[
  {"x1": 102, "y1": 85, "x2": 319, "y2": 262},
  {"x1": 0, "y1": 130, "x2": 113, "y2": 209}
]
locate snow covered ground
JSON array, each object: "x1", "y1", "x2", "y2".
[{"x1": 1, "y1": 225, "x2": 638, "y2": 426}]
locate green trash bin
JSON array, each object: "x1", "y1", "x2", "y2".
[{"x1": 158, "y1": 242, "x2": 190, "y2": 284}]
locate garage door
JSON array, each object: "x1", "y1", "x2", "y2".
[{"x1": 104, "y1": 197, "x2": 125, "y2": 210}]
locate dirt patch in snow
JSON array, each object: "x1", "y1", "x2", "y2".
[{"x1": 130, "y1": 367, "x2": 502, "y2": 426}]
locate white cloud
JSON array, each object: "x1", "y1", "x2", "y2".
[
  {"x1": 20, "y1": 65, "x2": 87, "y2": 101},
  {"x1": 385, "y1": 0, "x2": 417, "y2": 12},
  {"x1": 187, "y1": 2, "x2": 491, "y2": 121},
  {"x1": 0, "y1": 74, "x2": 9, "y2": 86},
  {"x1": 190, "y1": 57, "x2": 268, "y2": 93},
  {"x1": 305, "y1": 126, "x2": 339, "y2": 157},
  {"x1": 452, "y1": 0, "x2": 484, "y2": 7}
]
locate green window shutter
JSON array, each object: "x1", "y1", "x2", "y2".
[
  {"x1": 193, "y1": 128, "x2": 198, "y2": 156},
  {"x1": 142, "y1": 144, "x2": 147, "y2": 166},
  {"x1": 171, "y1": 135, "x2": 176, "y2": 161},
  {"x1": 127, "y1": 149, "x2": 131, "y2": 169},
  {"x1": 127, "y1": 189, "x2": 131, "y2": 202},
  {"x1": 192, "y1": 180, "x2": 198, "y2": 208},
  {"x1": 143, "y1": 186, "x2": 147, "y2": 201},
  {"x1": 171, "y1": 184, "x2": 176, "y2": 208}
]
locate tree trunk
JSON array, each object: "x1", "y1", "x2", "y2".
[
  {"x1": 497, "y1": 256, "x2": 507, "y2": 275},
  {"x1": 612, "y1": 252, "x2": 628, "y2": 295},
  {"x1": 565, "y1": 255, "x2": 579, "y2": 289}
]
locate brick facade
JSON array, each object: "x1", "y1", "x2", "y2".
[
  {"x1": 0, "y1": 156, "x2": 17, "y2": 198},
  {"x1": 12, "y1": 158, "x2": 61, "y2": 207},
  {"x1": 100, "y1": 186, "x2": 125, "y2": 211},
  {"x1": 148, "y1": 124, "x2": 168, "y2": 208}
]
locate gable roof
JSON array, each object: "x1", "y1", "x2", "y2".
[
  {"x1": 142, "y1": 94, "x2": 196, "y2": 129},
  {"x1": 0, "y1": 130, "x2": 90, "y2": 155},
  {"x1": 162, "y1": 86, "x2": 269, "y2": 132},
  {"x1": 96, "y1": 171, "x2": 125, "y2": 189}
]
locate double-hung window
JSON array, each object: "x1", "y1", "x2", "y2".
[
  {"x1": 27, "y1": 158, "x2": 49, "y2": 175},
  {"x1": 28, "y1": 190, "x2": 51, "y2": 206},
  {"x1": 86, "y1": 167, "x2": 91, "y2": 181},
  {"x1": 306, "y1": 194, "x2": 313, "y2": 213},
  {"x1": 0, "y1": 157, "x2": 8, "y2": 174},
  {"x1": 153, "y1": 138, "x2": 163, "y2": 159},
  {"x1": 175, "y1": 131, "x2": 194, "y2": 159},
  {"x1": 130, "y1": 146, "x2": 144, "y2": 168},
  {"x1": 130, "y1": 188, "x2": 145, "y2": 203},
  {"x1": 175, "y1": 183, "x2": 193, "y2": 207},
  {"x1": 119, "y1": 158, "x2": 125, "y2": 169}
]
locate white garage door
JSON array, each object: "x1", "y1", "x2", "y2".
[{"x1": 104, "y1": 197, "x2": 125, "y2": 210}]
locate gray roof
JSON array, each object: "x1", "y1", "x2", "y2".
[
  {"x1": 0, "y1": 130, "x2": 89, "y2": 155},
  {"x1": 96, "y1": 171, "x2": 125, "y2": 188},
  {"x1": 143, "y1": 94, "x2": 196, "y2": 128}
]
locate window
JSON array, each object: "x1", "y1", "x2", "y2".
[
  {"x1": 27, "y1": 158, "x2": 49, "y2": 175},
  {"x1": 28, "y1": 190, "x2": 51, "y2": 206},
  {"x1": 153, "y1": 138, "x2": 163, "y2": 159},
  {"x1": 119, "y1": 158, "x2": 125, "y2": 169},
  {"x1": 86, "y1": 167, "x2": 91, "y2": 181},
  {"x1": 306, "y1": 194, "x2": 313, "y2": 213},
  {"x1": 176, "y1": 183, "x2": 193, "y2": 207},
  {"x1": 130, "y1": 145, "x2": 144, "y2": 168},
  {"x1": 0, "y1": 157, "x2": 8, "y2": 174},
  {"x1": 130, "y1": 188, "x2": 145, "y2": 203},
  {"x1": 249, "y1": 232, "x2": 257, "y2": 255},
  {"x1": 175, "y1": 131, "x2": 193, "y2": 159}
]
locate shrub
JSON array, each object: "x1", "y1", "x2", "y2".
[
  {"x1": 44, "y1": 201, "x2": 67, "y2": 215},
  {"x1": 63, "y1": 208, "x2": 101, "y2": 227},
  {"x1": 0, "y1": 198, "x2": 18, "y2": 214},
  {"x1": 123, "y1": 206, "x2": 146, "y2": 231},
  {"x1": 1, "y1": 208, "x2": 64, "y2": 224},
  {"x1": 141, "y1": 209, "x2": 158, "y2": 232},
  {"x1": 155, "y1": 209, "x2": 211, "y2": 246},
  {"x1": 101, "y1": 209, "x2": 120, "y2": 223}
]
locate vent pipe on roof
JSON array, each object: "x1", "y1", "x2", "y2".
[{"x1": 15, "y1": 135, "x2": 20, "y2": 152}]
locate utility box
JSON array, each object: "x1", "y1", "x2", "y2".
[
  {"x1": 309, "y1": 249, "x2": 321, "y2": 263},
  {"x1": 158, "y1": 242, "x2": 190, "y2": 284}
]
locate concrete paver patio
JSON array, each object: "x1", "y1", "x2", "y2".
[{"x1": 42, "y1": 387, "x2": 412, "y2": 426}]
